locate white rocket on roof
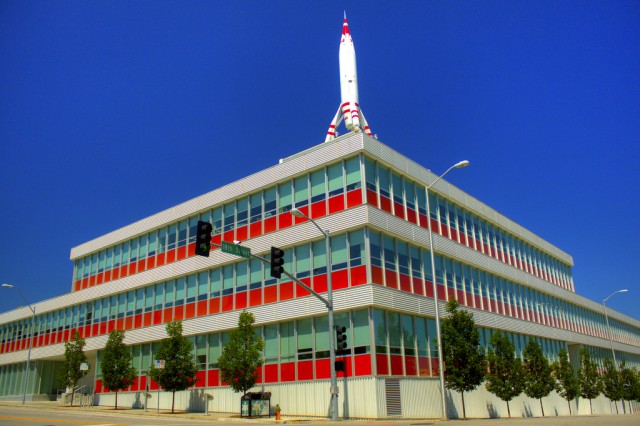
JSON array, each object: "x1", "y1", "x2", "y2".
[{"x1": 325, "y1": 13, "x2": 373, "y2": 142}]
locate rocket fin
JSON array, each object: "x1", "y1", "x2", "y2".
[
  {"x1": 325, "y1": 106, "x2": 344, "y2": 142},
  {"x1": 358, "y1": 108, "x2": 373, "y2": 137}
]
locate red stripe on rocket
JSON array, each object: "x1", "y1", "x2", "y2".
[{"x1": 325, "y1": 13, "x2": 373, "y2": 142}]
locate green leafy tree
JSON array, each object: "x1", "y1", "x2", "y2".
[
  {"x1": 577, "y1": 348, "x2": 602, "y2": 415},
  {"x1": 148, "y1": 321, "x2": 198, "y2": 413},
  {"x1": 101, "y1": 330, "x2": 138, "y2": 410},
  {"x1": 620, "y1": 362, "x2": 640, "y2": 414},
  {"x1": 57, "y1": 331, "x2": 88, "y2": 407},
  {"x1": 551, "y1": 348, "x2": 579, "y2": 415},
  {"x1": 441, "y1": 298, "x2": 485, "y2": 420},
  {"x1": 522, "y1": 339, "x2": 555, "y2": 417},
  {"x1": 485, "y1": 331, "x2": 525, "y2": 418},
  {"x1": 218, "y1": 310, "x2": 264, "y2": 395},
  {"x1": 601, "y1": 358, "x2": 623, "y2": 413}
]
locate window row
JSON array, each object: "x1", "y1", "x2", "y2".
[
  {"x1": 365, "y1": 157, "x2": 574, "y2": 291},
  {"x1": 73, "y1": 156, "x2": 363, "y2": 286},
  {"x1": 367, "y1": 229, "x2": 640, "y2": 347}
]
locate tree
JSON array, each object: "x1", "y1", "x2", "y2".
[
  {"x1": 620, "y1": 362, "x2": 640, "y2": 414},
  {"x1": 148, "y1": 321, "x2": 198, "y2": 414},
  {"x1": 577, "y1": 348, "x2": 602, "y2": 415},
  {"x1": 218, "y1": 310, "x2": 264, "y2": 395},
  {"x1": 551, "y1": 348, "x2": 579, "y2": 415},
  {"x1": 441, "y1": 298, "x2": 485, "y2": 420},
  {"x1": 601, "y1": 358, "x2": 623, "y2": 414},
  {"x1": 485, "y1": 331, "x2": 525, "y2": 418},
  {"x1": 101, "y1": 329, "x2": 138, "y2": 410},
  {"x1": 57, "y1": 331, "x2": 88, "y2": 407},
  {"x1": 522, "y1": 339, "x2": 555, "y2": 417}
]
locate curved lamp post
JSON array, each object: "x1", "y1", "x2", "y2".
[
  {"x1": 603, "y1": 289, "x2": 628, "y2": 367},
  {"x1": 2, "y1": 283, "x2": 36, "y2": 405},
  {"x1": 425, "y1": 160, "x2": 470, "y2": 421},
  {"x1": 289, "y1": 208, "x2": 339, "y2": 421}
]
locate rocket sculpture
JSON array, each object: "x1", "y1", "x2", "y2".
[{"x1": 325, "y1": 13, "x2": 373, "y2": 142}]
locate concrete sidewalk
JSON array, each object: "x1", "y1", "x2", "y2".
[{"x1": 0, "y1": 400, "x2": 638, "y2": 425}]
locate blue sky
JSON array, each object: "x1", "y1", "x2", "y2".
[{"x1": 1, "y1": 1, "x2": 638, "y2": 321}]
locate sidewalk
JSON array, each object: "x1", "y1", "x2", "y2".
[{"x1": 0, "y1": 399, "x2": 637, "y2": 425}]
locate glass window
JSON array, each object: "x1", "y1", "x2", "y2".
[
  {"x1": 388, "y1": 312, "x2": 402, "y2": 354},
  {"x1": 349, "y1": 230, "x2": 365, "y2": 267},
  {"x1": 378, "y1": 166, "x2": 390, "y2": 198},
  {"x1": 297, "y1": 318, "x2": 313, "y2": 360},
  {"x1": 312, "y1": 240, "x2": 327, "y2": 275},
  {"x1": 352, "y1": 309, "x2": 370, "y2": 354},
  {"x1": 295, "y1": 245, "x2": 311, "y2": 278},
  {"x1": 402, "y1": 314, "x2": 415, "y2": 356},
  {"x1": 280, "y1": 321, "x2": 295, "y2": 362},
  {"x1": 165, "y1": 280, "x2": 175, "y2": 308},
  {"x1": 365, "y1": 157, "x2": 377, "y2": 192},
  {"x1": 398, "y1": 242, "x2": 409, "y2": 276},
  {"x1": 345, "y1": 157, "x2": 361, "y2": 191},
  {"x1": 212, "y1": 208, "x2": 223, "y2": 235},
  {"x1": 237, "y1": 197, "x2": 248, "y2": 228},
  {"x1": 236, "y1": 261, "x2": 248, "y2": 293},
  {"x1": 210, "y1": 269, "x2": 221, "y2": 298},
  {"x1": 392, "y1": 172, "x2": 403, "y2": 205},
  {"x1": 249, "y1": 258, "x2": 262, "y2": 290},
  {"x1": 167, "y1": 224, "x2": 177, "y2": 250},
  {"x1": 383, "y1": 236, "x2": 396, "y2": 271},
  {"x1": 148, "y1": 232, "x2": 157, "y2": 257},
  {"x1": 187, "y1": 275, "x2": 197, "y2": 303},
  {"x1": 222, "y1": 265, "x2": 234, "y2": 296},
  {"x1": 264, "y1": 187, "x2": 277, "y2": 219},
  {"x1": 310, "y1": 169, "x2": 326, "y2": 203},
  {"x1": 327, "y1": 162, "x2": 344, "y2": 197},
  {"x1": 264, "y1": 324, "x2": 278, "y2": 364},
  {"x1": 331, "y1": 234, "x2": 348, "y2": 270},
  {"x1": 223, "y1": 204, "x2": 235, "y2": 232},
  {"x1": 315, "y1": 316, "x2": 329, "y2": 359},
  {"x1": 279, "y1": 181, "x2": 292, "y2": 213},
  {"x1": 373, "y1": 309, "x2": 387, "y2": 354},
  {"x1": 250, "y1": 192, "x2": 263, "y2": 224},
  {"x1": 197, "y1": 271, "x2": 208, "y2": 301},
  {"x1": 370, "y1": 230, "x2": 382, "y2": 268},
  {"x1": 294, "y1": 175, "x2": 309, "y2": 207},
  {"x1": 175, "y1": 277, "x2": 185, "y2": 306},
  {"x1": 208, "y1": 334, "x2": 221, "y2": 368},
  {"x1": 405, "y1": 181, "x2": 415, "y2": 210}
]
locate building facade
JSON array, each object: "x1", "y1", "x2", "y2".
[{"x1": 1, "y1": 133, "x2": 639, "y2": 418}]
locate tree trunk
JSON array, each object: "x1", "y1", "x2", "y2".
[
  {"x1": 115, "y1": 391, "x2": 118, "y2": 410},
  {"x1": 70, "y1": 388, "x2": 75, "y2": 407},
  {"x1": 461, "y1": 391, "x2": 466, "y2": 420},
  {"x1": 172, "y1": 390, "x2": 176, "y2": 414},
  {"x1": 567, "y1": 399, "x2": 572, "y2": 416},
  {"x1": 589, "y1": 398, "x2": 593, "y2": 415},
  {"x1": 540, "y1": 398, "x2": 545, "y2": 417},
  {"x1": 622, "y1": 399, "x2": 626, "y2": 414},
  {"x1": 507, "y1": 400, "x2": 511, "y2": 418}
]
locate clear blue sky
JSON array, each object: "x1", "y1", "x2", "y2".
[{"x1": 1, "y1": 2, "x2": 638, "y2": 321}]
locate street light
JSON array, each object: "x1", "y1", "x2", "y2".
[
  {"x1": 289, "y1": 208, "x2": 339, "y2": 421},
  {"x1": 2, "y1": 283, "x2": 36, "y2": 405},
  {"x1": 425, "y1": 160, "x2": 470, "y2": 421},
  {"x1": 602, "y1": 289, "x2": 629, "y2": 367}
]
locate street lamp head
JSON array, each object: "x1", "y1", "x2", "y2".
[
  {"x1": 2, "y1": 283, "x2": 14, "y2": 288},
  {"x1": 619, "y1": 289, "x2": 629, "y2": 293},
  {"x1": 290, "y1": 208, "x2": 306, "y2": 218},
  {"x1": 454, "y1": 160, "x2": 470, "y2": 169}
]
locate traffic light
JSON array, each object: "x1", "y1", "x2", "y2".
[
  {"x1": 270, "y1": 246, "x2": 285, "y2": 279},
  {"x1": 335, "y1": 325, "x2": 347, "y2": 354},
  {"x1": 195, "y1": 221, "x2": 213, "y2": 257}
]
